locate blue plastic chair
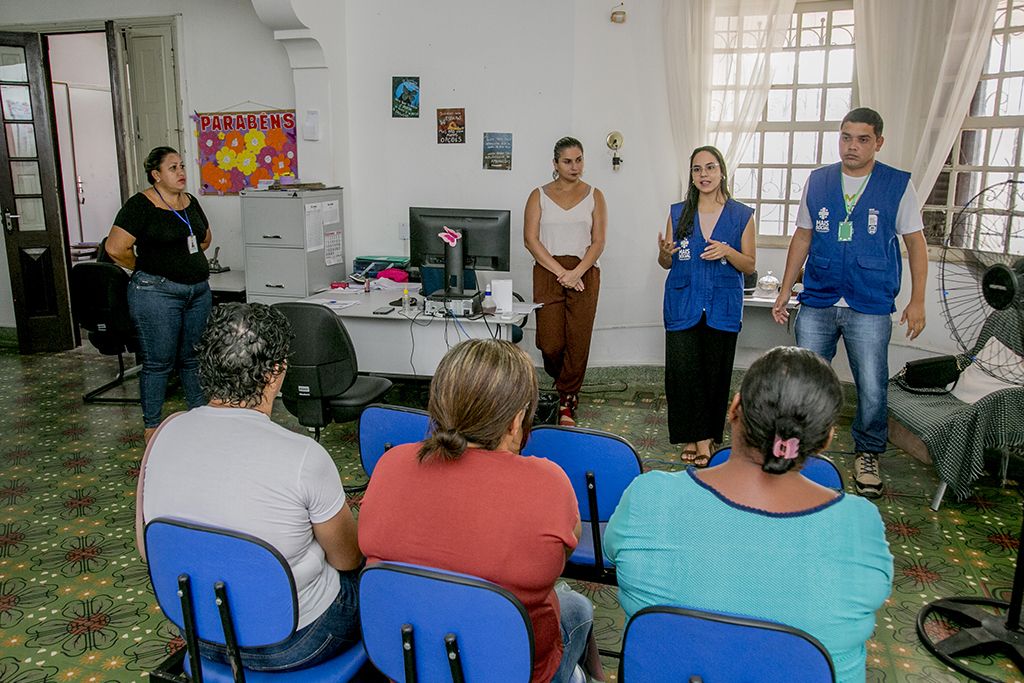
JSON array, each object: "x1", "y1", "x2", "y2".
[
  {"x1": 619, "y1": 605, "x2": 835, "y2": 683},
  {"x1": 520, "y1": 425, "x2": 642, "y2": 584},
  {"x1": 358, "y1": 561, "x2": 534, "y2": 683},
  {"x1": 708, "y1": 447, "x2": 843, "y2": 489},
  {"x1": 357, "y1": 404, "x2": 432, "y2": 480},
  {"x1": 145, "y1": 518, "x2": 368, "y2": 683}
]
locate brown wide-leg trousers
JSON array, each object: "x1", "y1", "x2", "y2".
[{"x1": 533, "y1": 256, "x2": 600, "y2": 395}]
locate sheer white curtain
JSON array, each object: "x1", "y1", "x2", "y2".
[
  {"x1": 662, "y1": 0, "x2": 796, "y2": 193},
  {"x1": 854, "y1": 0, "x2": 997, "y2": 206}
]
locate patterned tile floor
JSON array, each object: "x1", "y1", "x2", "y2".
[{"x1": 0, "y1": 346, "x2": 1019, "y2": 683}]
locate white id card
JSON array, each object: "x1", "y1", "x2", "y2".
[{"x1": 187, "y1": 234, "x2": 199, "y2": 254}]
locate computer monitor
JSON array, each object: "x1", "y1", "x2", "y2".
[{"x1": 409, "y1": 207, "x2": 511, "y2": 296}]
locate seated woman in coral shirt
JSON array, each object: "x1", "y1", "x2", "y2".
[{"x1": 358, "y1": 339, "x2": 594, "y2": 683}]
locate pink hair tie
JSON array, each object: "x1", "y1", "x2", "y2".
[{"x1": 772, "y1": 435, "x2": 800, "y2": 460}]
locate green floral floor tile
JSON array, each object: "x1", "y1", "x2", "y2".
[{"x1": 0, "y1": 347, "x2": 1019, "y2": 683}]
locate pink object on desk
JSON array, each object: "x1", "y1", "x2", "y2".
[
  {"x1": 331, "y1": 282, "x2": 349, "y2": 289},
  {"x1": 377, "y1": 268, "x2": 409, "y2": 282}
]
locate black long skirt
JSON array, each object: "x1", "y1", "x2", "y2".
[{"x1": 665, "y1": 313, "x2": 739, "y2": 445}]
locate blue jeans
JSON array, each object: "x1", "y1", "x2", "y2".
[
  {"x1": 794, "y1": 304, "x2": 892, "y2": 453},
  {"x1": 127, "y1": 271, "x2": 211, "y2": 428},
  {"x1": 550, "y1": 586, "x2": 594, "y2": 683},
  {"x1": 197, "y1": 567, "x2": 368, "y2": 673}
]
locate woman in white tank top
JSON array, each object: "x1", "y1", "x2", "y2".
[{"x1": 524, "y1": 137, "x2": 607, "y2": 426}]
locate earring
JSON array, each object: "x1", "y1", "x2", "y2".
[{"x1": 552, "y1": 169, "x2": 558, "y2": 181}]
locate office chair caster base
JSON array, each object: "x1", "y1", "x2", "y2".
[{"x1": 917, "y1": 596, "x2": 1024, "y2": 683}]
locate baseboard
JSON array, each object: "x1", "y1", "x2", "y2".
[{"x1": 0, "y1": 327, "x2": 17, "y2": 348}]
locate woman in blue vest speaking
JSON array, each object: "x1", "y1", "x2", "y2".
[{"x1": 657, "y1": 146, "x2": 756, "y2": 466}]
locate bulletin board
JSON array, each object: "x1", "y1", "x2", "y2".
[{"x1": 194, "y1": 110, "x2": 298, "y2": 195}]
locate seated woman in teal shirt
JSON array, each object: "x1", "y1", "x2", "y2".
[{"x1": 605, "y1": 346, "x2": 893, "y2": 683}]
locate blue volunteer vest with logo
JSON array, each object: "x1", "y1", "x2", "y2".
[
  {"x1": 800, "y1": 161, "x2": 910, "y2": 315},
  {"x1": 663, "y1": 198, "x2": 754, "y2": 333}
]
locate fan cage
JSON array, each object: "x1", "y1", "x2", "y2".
[{"x1": 939, "y1": 179, "x2": 1024, "y2": 386}]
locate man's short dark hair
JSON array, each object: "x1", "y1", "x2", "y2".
[
  {"x1": 842, "y1": 107, "x2": 883, "y2": 138},
  {"x1": 197, "y1": 303, "x2": 291, "y2": 407}
]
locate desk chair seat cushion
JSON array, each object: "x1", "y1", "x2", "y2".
[
  {"x1": 620, "y1": 605, "x2": 834, "y2": 683},
  {"x1": 145, "y1": 519, "x2": 368, "y2": 681},
  {"x1": 359, "y1": 562, "x2": 534, "y2": 683},
  {"x1": 357, "y1": 443, "x2": 579, "y2": 683},
  {"x1": 604, "y1": 468, "x2": 892, "y2": 683},
  {"x1": 183, "y1": 638, "x2": 368, "y2": 683}
]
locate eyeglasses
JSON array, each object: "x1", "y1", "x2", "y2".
[{"x1": 691, "y1": 163, "x2": 720, "y2": 175}]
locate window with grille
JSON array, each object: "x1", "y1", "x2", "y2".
[
  {"x1": 923, "y1": 0, "x2": 1024, "y2": 251},
  {"x1": 733, "y1": 1, "x2": 856, "y2": 242}
]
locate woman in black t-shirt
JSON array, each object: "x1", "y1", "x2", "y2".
[{"x1": 106, "y1": 147, "x2": 212, "y2": 442}]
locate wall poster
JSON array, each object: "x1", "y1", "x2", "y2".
[
  {"x1": 194, "y1": 110, "x2": 297, "y2": 195},
  {"x1": 393, "y1": 77, "x2": 420, "y2": 118},
  {"x1": 483, "y1": 132, "x2": 512, "y2": 170},
  {"x1": 437, "y1": 108, "x2": 465, "y2": 144}
]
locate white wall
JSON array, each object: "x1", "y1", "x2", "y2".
[
  {"x1": 2, "y1": 0, "x2": 295, "y2": 322},
  {"x1": 48, "y1": 33, "x2": 121, "y2": 245},
  {"x1": 300, "y1": 0, "x2": 680, "y2": 369},
  {"x1": 2, "y1": 0, "x2": 962, "y2": 374}
]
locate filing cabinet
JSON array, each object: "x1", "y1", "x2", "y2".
[{"x1": 240, "y1": 188, "x2": 346, "y2": 304}]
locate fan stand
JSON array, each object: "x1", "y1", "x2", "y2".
[{"x1": 916, "y1": 282, "x2": 1024, "y2": 682}]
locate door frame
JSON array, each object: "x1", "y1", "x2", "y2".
[{"x1": 0, "y1": 15, "x2": 181, "y2": 352}]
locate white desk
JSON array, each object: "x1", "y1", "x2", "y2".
[
  {"x1": 209, "y1": 269, "x2": 246, "y2": 293},
  {"x1": 299, "y1": 289, "x2": 527, "y2": 378}
]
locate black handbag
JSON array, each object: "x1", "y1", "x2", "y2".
[{"x1": 898, "y1": 355, "x2": 961, "y2": 394}]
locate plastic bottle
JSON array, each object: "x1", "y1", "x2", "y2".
[
  {"x1": 402, "y1": 287, "x2": 411, "y2": 314},
  {"x1": 481, "y1": 286, "x2": 497, "y2": 315}
]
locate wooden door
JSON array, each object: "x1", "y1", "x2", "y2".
[{"x1": 0, "y1": 31, "x2": 74, "y2": 353}]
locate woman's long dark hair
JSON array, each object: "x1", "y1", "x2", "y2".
[
  {"x1": 418, "y1": 339, "x2": 538, "y2": 462},
  {"x1": 675, "y1": 145, "x2": 730, "y2": 241},
  {"x1": 738, "y1": 346, "x2": 843, "y2": 475}
]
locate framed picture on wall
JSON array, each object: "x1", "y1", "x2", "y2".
[
  {"x1": 437, "y1": 108, "x2": 465, "y2": 144},
  {"x1": 393, "y1": 77, "x2": 419, "y2": 118}
]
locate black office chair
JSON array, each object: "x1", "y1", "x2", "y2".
[
  {"x1": 69, "y1": 261, "x2": 141, "y2": 404},
  {"x1": 272, "y1": 302, "x2": 393, "y2": 440}
]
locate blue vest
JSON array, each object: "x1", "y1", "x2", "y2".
[
  {"x1": 800, "y1": 162, "x2": 909, "y2": 315},
  {"x1": 663, "y1": 198, "x2": 754, "y2": 333}
]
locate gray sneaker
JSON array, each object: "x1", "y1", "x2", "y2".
[{"x1": 854, "y1": 452, "x2": 883, "y2": 498}]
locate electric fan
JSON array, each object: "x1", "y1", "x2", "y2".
[
  {"x1": 937, "y1": 179, "x2": 1024, "y2": 384},
  {"x1": 918, "y1": 179, "x2": 1024, "y2": 681}
]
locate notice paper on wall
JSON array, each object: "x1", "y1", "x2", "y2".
[
  {"x1": 305, "y1": 202, "x2": 324, "y2": 251},
  {"x1": 325, "y1": 231, "x2": 343, "y2": 266},
  {"x1": 323, "y1": 200, "x2": 340, "y2": 225}
]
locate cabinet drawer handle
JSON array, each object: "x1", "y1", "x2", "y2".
[
  {"x1": 262, "y1": 234, "x2": 282, "y2": 239},
  {"x1": 265, "y1": 283, "x2": 285, "y2": 289}
]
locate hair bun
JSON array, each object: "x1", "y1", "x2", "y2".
[{"x1": 429, "y1": 428, "x2": 468, "y2": 460}]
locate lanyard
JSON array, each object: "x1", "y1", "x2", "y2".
[
  {"x1": 842, "y1": 174, "x2": 870, "y2": 222},
  {"x1": 154, "y1": 187, "x2": 194, "y2": 234}
]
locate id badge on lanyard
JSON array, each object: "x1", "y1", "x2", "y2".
[
  {"x1": 838, "y1": 220, "x2": 853, "y2": 242},
  {"x1": 187, "y1": 234, "x2": 199, "y2": 253}
]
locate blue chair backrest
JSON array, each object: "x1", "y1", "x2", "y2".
[
  {"x1": 358, "y1": 404, "x2": 432, "y2": 477},
  {"x1": 145, "y1": 518, "x2": 298, "y2": 647},
  {"x1": 520, "y1": 425, "x2": 642, "y2": 521},
  {"x1": 359, "y1": 562, "x2": 534, "y2": 683},
  {"x1": 621, "y1": 605, "x2": 835, "y2": 683},
  {"x1": 708, "y1": 447, "x2": 843, "y2": 489}
]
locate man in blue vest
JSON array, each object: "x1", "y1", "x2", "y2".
[{"x1": 772, "y1": 108, "x2": 928, "y2": 498}]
